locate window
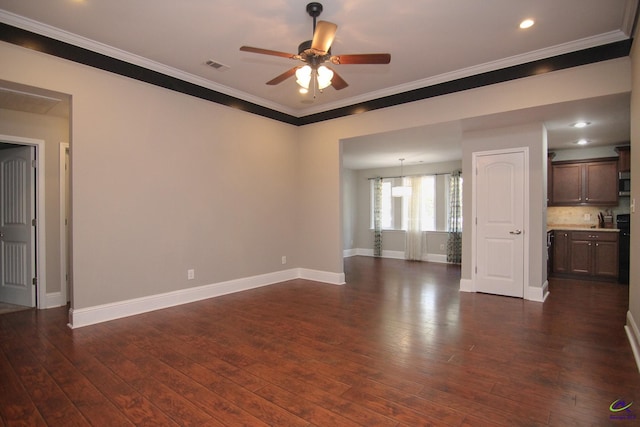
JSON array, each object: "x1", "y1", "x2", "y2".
[
  {"x1": 401, "y1": 175, "x2": 436, "y2": 231},
  {"x1": 371, "y1": 175, "x2": 438, "y2": 231}
]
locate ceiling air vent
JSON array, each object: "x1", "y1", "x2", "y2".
[{"x1": 204, "y1": 60, "x2": 229, "y2": 72}]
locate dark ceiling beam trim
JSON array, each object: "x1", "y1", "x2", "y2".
[
  {"x1": 297, "y1": 39, "x2": 633, "y2": 125},
  {"x1": 0, "y1": 22, "x2": 299, "y2": 125},
  {"x1": 0, "y1": 22, "x2": 632, "y2": 127}
]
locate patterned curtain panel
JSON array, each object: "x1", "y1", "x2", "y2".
[
  {"x1": 405, "y1": 176, "x2": 423, "y2": 260},
  {"x1": 373, "y1": 177, "x2": 383, "y2": 257},
  {"x1": 447, "y1": 170, "x2": 463, "y2": 264}
]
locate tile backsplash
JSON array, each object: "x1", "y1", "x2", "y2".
[{"x1": 547, "y1": 201, "x2": 630, "y2": 227}]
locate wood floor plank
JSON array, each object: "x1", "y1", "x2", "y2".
[
  {"x1": 1, "y1": 257, "x2": 638, "y2": 425},
  {"x1": 246, "y1": 362, "x2": 399, "y2": 427},
  {"x1": 0, "y1": 349, "x2": 47, "y2": 426},
  {"x1": 254, "y1": 383, "x2": 365, "y2": 427},
  {"x1": 1, "y1": 343, "x2": 90, "y2": 426},
  {"x1": 20, "y1": 333, "x2": 136, "y2": 426}
]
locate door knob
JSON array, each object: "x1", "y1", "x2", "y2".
[{"x1": 509, "y1": 229, "x2": 522, "y2": 235}]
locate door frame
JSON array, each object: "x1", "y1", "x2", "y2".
[
  {"x1": 59, "y1": 142, "x2": 69, "y2": 304},
  {"x1": 471, "y1": 147, "x2": 530, "y2": 297},
  {"x1": 0, "y1": 134, "x2": 47, "y2": 309}
]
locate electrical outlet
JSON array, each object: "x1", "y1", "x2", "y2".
[
  {"x1": 440, "y1": 243, "x2": 445, "y2": 251},
  {"x1": 281, "y1": 256, "x2": 287, "y2": 265},
  {"x1": 187, "y1": 269, "x2": 195, "y2": 280},
  {"x1": 583, "y1": 213, "x2": 591, "y2": 221}
]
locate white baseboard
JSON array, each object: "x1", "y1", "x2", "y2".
[
  {"x1": 526, "y1": 280, "x2": 549, "y2": 302},
  {"x1": 343, "y1": 248, "x2": 358, "y2": 258},
  {"x1": 625, "y1": 311, "x2": 640, "y2": 372},
  {"x1": 459, "y1": 278, "x2": 474, "y2": 292},
  {"x1": 460, "y1": 279, "x2": 548, "y2": 301},
  {"x1": 424, "y1": 254, "x2": 448, "y2": 263},
  {"x1": 346, "y1": 248, "x2": 451, "y2": 263},
  {"x1": 299, "y1": 268, "x2": 345, "y2": 285},
  {"x1": 45, "y1": 291, "x2": 66, "y2": 308},
  {"x1": 68, "y1": 267, "x2": 341, "y2": 329}
]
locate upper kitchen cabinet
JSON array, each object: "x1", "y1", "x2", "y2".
[
  {"x1": 615, "y1": 146, "x2": 631, "y2": 172},
  {"x1": 550, "y1": 158, "x2": 618, "y2": 206}
]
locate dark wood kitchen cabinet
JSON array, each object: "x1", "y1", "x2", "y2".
[
  {"x1": 567, "y1": 231, "x2": 619, "y2": 279},
  {"x1": 552, "y1": 231, "x2": 570, "y2": 274},
  {"x1": 615, "y1": 146, "x2": 631, "y2": 172},
  {"x1": 550, "y1": 158, "x2": 618, "y2": 206}
]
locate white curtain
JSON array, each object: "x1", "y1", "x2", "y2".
[{"x1": 405, "y1": 176, "x2": 423, "y2": 260}]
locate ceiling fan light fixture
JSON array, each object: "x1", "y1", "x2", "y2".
[
  {"x1": 295, "y1": 65, "x2": 312, "y2": 89},
  {"x1": 317, "y1": 65, "x2": 334, "y2": 90},
  {"x1": 240, "y1": 2, "x2": 389, "y2": 93}
]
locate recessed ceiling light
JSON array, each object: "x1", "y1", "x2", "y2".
[
  {"x1": 519, "y1": 19, "x2": 535, "y2": 29},
  {"x1": 576, "y1": 139, "x2": 588, "y2": 145},
  {"x1": 572, "y1": 121, "x2": 590, "y2": 128}
]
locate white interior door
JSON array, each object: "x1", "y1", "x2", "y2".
[
  {"x1": 475, "y1": 150, "x2": 525, "y2": 298},
  {"x1": 0, "y1": 146, "x2": 35, "y2": 307}
]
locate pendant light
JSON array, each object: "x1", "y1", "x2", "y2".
[{"x1": 392, "y1": 158, "x2": 412, "y2": 197}]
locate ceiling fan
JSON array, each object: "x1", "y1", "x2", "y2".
[{"x1": 239, "y1": 2, "x2": 391, "y2": 94}]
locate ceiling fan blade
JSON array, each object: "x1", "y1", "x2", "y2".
[
  {"x1": 331, "y1": 53, "x2": 391, "y2": 65},
  {"x1": 266, "y1": 67, "x2": 299, "y2": 85},
  {"x1": 329, "y1": 68, "x2": 348, "y2": 90},
  {"x1": 311, "y1": 21, "x2": 338, "y2": 54},
  {"x1": 240, "y1": 46, "x2": 296, "y2": 59}
]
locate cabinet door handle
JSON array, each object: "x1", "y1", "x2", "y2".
[{"x1": 509, "y1": 229, "x2": 522, "y2": 235}]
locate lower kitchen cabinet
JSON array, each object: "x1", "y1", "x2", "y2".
[
  {"x1": 552, "y1": 231, "x2": 570, "y2": 274},
  {"x1": 552, "y1": 230, "x2": 618, "y2": 280}
]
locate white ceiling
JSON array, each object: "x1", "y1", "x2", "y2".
[{"x1": 0, "y1": 0, "x2": 635, "y2": 169}]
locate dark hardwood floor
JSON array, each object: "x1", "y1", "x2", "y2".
[{"x1": 1, "y1": 256, "x2": 638, "y2": 426}]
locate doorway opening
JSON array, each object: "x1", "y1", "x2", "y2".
[{"x1": 0, "y1": 135, "x2": 46, "y2": 309}]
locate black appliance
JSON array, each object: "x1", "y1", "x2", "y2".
[
  {"x1": 619, "y1": 171, "x2": 631, "y2": 197},
  {"x1": 617, "y1": 214, "x2": 630, "y2": 284}
]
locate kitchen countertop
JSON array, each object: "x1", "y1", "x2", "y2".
[{"x1": 547, "y1": 224, "x2": 619, "y2": 232}]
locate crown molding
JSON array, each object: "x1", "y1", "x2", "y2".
[
  {"x1": 622, "y1": 0, "x2": 640, "y2": 36},
  {"x1": 0, "y1": 10, "x2": 633, "y2": 126},
  {"x1": 0, "y1": 10, "x2": 301, "y2": 117},
  {"x1": 296, "y1": 30, "x2": 629, "y2": 117}
]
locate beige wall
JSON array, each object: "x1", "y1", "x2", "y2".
[
  {"x1": 0, "y1": 41, "x2": 299, "y2": 309},
  {"x1": 461, "y1": 123, "x2": 547, "y2": 293},
  {"x1": 298, "y1": 57, "x2": 630, "y2": 277},
  {"x1": 0, "y1": 38, "x2": 634, "y2": 315},
  {"x1": 0, "y1": 108, "x2": 69, "y2": 297},
  {"x1": 628, "y1": 28, "x2": 640, "y2": 348},
  {"x1": 342, "y1": 168, "x2": 357, "y2": 250}
]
